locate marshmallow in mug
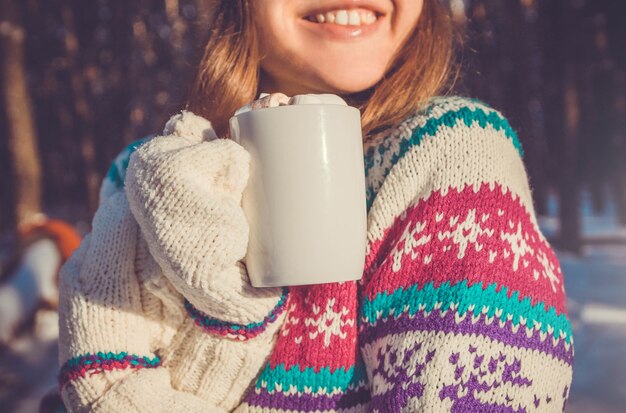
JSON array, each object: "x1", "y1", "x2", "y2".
[
  {"x1": 287, "y1": 93, "x2": 347, "y2": 106},
  {"x1": 234, "y1": 93, "x2": 347, "y2": 116}
]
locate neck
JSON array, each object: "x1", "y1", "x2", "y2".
[{"x1": 258, "y1": 70, "x2": 330, "y2": 97}]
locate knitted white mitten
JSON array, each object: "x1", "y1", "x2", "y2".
[
  {"x1": 124, "y1": 110, "x2": 283, "y2": 325},
  {"x1": 60, "y1": 107, "x2": 290, "y2": 412}
]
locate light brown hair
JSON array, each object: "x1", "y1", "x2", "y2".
[{"x1": 186, "y1": 0, "x2": 457, "y2": 143}]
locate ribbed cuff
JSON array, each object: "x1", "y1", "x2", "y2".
[
  {"x1": 59, "y1": 352, "x2": 161, "y2": 389},
  {"x1": 184, "y1": 287, "x2": 289, "y2": 340}
]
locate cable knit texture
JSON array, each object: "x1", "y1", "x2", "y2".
[{"x1": 58, "y1": 96, "x2": 573, "y2": 413}]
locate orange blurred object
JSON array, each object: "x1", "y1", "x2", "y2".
[{"x1": 18, "y1": 219, "x2": 81, "y2": 263}]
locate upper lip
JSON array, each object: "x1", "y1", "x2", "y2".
[{"x1": 298, "y1": 0, "x2": 389, "y2": 18}]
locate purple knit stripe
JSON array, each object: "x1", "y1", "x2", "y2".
[
  {"x1": 359, "y1": 309, "x2": 573, "y2": 365},
  {"x1": 245, "y1": 385, "x2": 370, "y2": 410}
]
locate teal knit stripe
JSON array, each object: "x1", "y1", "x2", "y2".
[
  {"x1": 184, "y1": 288, "x2": 289, "y2": 340},
  {"x1": 255, "y1": 362, "x2": 367, "y2": 393},
  {"x1": 365, "y1": 104, "x2": 523, "y2": 172},
  {"x1": 361, "y1": 281, "x2": 572, "y2": 344},
  {"x1": 105, "y1": 138, "x2": 149, "y2": 189},
  {"x1": 59, "y1": 351, "x2": 161, "y2": 388},
  {"x1": 105, "y1": 159, "x2": 123, "y2": 188},
  {"x1": 364, "y1": 105, "x2": 522, "y2": 208},
  {"x1": 63, "y1": 351, "x2": 161, "y2": 368}
]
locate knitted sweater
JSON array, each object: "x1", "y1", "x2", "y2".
[{"x1": 58, "y1": 96, "x2": 573, "y2": 412}]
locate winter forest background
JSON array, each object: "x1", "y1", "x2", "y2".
[{"x1": 1, "y1": 0, "x2": 625, "y2": 412}]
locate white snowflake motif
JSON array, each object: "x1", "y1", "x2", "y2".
[
  {"x1": 303, "y1": 298, "x2": 354, "y2": 347},
  {"x1": 536, "y1": 249, "x2": 561, "y2": 293},
  {"x1": 280, "y1": 303, "x2": 300, "y2": 337},
  {"x1": 438, "y1": 209, "x2": 494, "y2": 259},
  {"x1": 500, "y1": 221, "x2": 535, "y2": 271},
  {"x1": 391, "y1": 219, "x2": 431, "y2": 272}
]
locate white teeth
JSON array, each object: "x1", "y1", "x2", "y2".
[
  {"x1": 309, "y1": 9, "x2": 377, "y2": 26},
  {"x1": 348, "y1": 10, "x2": 360, "y2": 25},
  {"x1": 335, "y1": 10, "x2": 348, "y2": 25}
]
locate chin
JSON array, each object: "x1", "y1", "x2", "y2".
[
  {"x1": 321, "y1": 77, "x2": 380, "y2": 94},
  {"x1": 260, "y1": 54, "x2": 388, "y2": 96},
  {"x1": 309, "y1": 62, "x2": 387, "y2": 94}
]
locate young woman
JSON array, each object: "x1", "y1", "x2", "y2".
[{"x1": 56, "y1": 1, "x2": 574, "y2": 412}]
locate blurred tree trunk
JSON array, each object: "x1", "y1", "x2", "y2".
[
  {"x1": 560, "y1": 62, "x2": 582, "y2": 253},
  {"x1": 165, "y1": 0, "x2": 183, "y2": 48},
  {"x1": 559, "y1": 4, "x2": 584, "y2": 254},
  {"x1": 61, "y1": 1, "x2": 100, "y2": 214},
  {"x1": 0, "y1": 0, "x2": 42, "y2": 230},
  {"x1": 541, "y1": 0, "x2": 582, "y2": 254},
  {"x1": 606, "y1": 0, "x2": 626, "y2": 225},
  {"x1": 192, "y1": 0, "x2": 215, "y2": 46},
  {"x1": 125, "y1": 1, "x2": 156, "y2": 142},
  {"x1": 610, "y1": 76, "x2": 626, "y2": 225},
  {"x1": 505, "y1": 0, "x2": 550, "y2": 216}
]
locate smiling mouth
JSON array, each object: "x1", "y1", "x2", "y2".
[{"x1": 303, "y1": 8, "x2": 381, "y2": 27}]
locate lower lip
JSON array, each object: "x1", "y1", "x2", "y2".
[{"x1": 298, "y1": 16, "x2": 384, "y2": 41}]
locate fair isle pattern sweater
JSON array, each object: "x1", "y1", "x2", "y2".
[{"x1": 59, "y1": 97, "x2": 573, "y2": 412}]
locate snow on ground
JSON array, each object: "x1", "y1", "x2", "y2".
[
  {"x1": 560, "y1": 244, "x2": 626, "y2": 413},
  {"x1": 0, "y1": 311, "x2": 59, "y2": 413},
  {"x1": 539, "y1": 190, "x2": 626, "y2": 241},
  {"x1": 539, "y1": 191, "x2": 626, "y2": 412}
]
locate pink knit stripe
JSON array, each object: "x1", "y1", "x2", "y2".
[
  {"x1": 58, "y1": 352, "x2": 161, "y2": 389},
  {"x1": 362, "y1": 182, "x2": 568, "y2": 314},
  {"x1": 267, "y1": 283, "x2": 360, "y2": 372}
]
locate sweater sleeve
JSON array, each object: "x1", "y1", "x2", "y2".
[
  {"x1": 58, "y1": 189, "x2": 223, "y2": 412},
  {"x1": 359, "y1": 97, "x2": 573, "y2": 412},
  {"x1": 58, "y1": 130, "x2": 287, "y2": 412}
]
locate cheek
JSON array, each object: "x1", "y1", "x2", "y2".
[
  {"x1": 253, "y1": 0, "x2": 298, "y2": 62},
  {"x1": 393, "y1": 0, "x2": 424, "y2": 42},
  {"x1": 255, "y1": 12, "x2": 303, "y2": 72}
]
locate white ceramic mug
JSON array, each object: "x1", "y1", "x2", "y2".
[{"x1": 229, "y1": 103, "x2": 367, "y2": 287}]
